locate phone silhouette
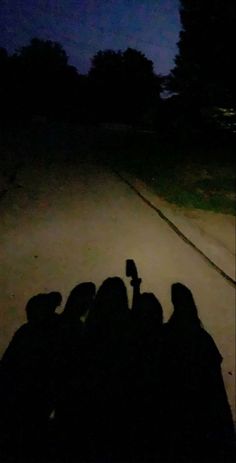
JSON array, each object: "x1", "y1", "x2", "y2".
[
  {"x1": 126, "y1": 259, "x2": 141, "y2": 311},
  {"x1": 126, "y1": 259, "x2": 138, "y2": 280}
]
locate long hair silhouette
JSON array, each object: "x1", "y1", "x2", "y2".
[{"x1": 168, "y1": 282, "x2": 202, "y2": 328}]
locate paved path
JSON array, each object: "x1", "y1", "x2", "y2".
[
  {"x1": 120, "y1": 174, "x2": 235, "y2": 283},
  {"x1": 0, "y1": 156, "x2": 235, "y2": 418}
]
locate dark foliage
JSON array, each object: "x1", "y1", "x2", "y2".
[
  {"x1": 0, "y1": 40, "x2": 162, "y2": 127},
  {"x1": 168, "y1": 0, "x2": 236, "y2": 107},
  {"x1": 89, "y1": 47, "x2": 162, "y2": 124},
  {"x1": 166, "y1": 0, "x2": 236, "y2": 137},
  {"x1": 0, "y1": 39, "x2": 87, "y2": 124}
]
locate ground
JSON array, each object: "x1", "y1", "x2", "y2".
[
  {"x1": 0, "y1": 140, "x2": 235, "y2": 423},
  {"x1": 122, "y1": 174, "x2": 235, "y2": 281}
]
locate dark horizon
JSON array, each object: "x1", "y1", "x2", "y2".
[{"x1": 0, "y1": 0, "x2": 181, "y2": 76}]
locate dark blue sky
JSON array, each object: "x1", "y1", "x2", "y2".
[{"x1": 0, "y1": 0, "x2": 181, "y2": 75}]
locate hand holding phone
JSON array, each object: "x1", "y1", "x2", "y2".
[{"x1": 126, "y1": 259, "x2": 142, "y2": 310}]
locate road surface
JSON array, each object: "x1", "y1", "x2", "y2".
[{"x1": 0, "y1": 155, "x2": 235, "y2": 418}]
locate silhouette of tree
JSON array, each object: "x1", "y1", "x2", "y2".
[
  {"x1": 89, "y1": 47, "x2": 162, "y2": 124},
  {"x1": 17, "y1": 37, "x2": 68, "y2": 68},
  {"x1": 168, "y1": 0, "x2": 236, "y2": 107},
  {"x1": 0, "y1": 47, "x2": 8, "y2": 78},
  {"x1": 0, "y1": 48, "x2": 10, "y2": 121},
  {"x1": 166, "y1": 0, "x2": 236, "y2": 136},
  {"x1": 8, "y1": 38, "x2": 81, "y2": 120}
]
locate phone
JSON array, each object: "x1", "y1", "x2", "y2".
[
  {"x1": 126, "y1": 259, "x2": 138, "y2": 279},
  {"x1": 126, "y1": 259, "x2": 141, "y2": 311}
]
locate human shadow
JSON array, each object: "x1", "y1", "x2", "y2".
[
  {"x1": 84, "y1": 277, "x2": 130, "y2": 461},
  {"x1": 161, "y1": 282, "x2": 235, "y2": 463},
  {"x1": 0, "y1": 292, "x2": 62, "y2": 460},
  {"x1": 52, "y1": 282, "x2": 96, "y2": 461},
  {"x1": 0, "y1": 275, "x2": 234, "y2": 463},
  {"x1": 128, "y1": 291, "x2": 164, "y2": 462}
]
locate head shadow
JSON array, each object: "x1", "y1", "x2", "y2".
[
  {"x1": 26, "y1": 292, "x2": 62, "y2": 324},
  {"x1": 169, "y1": 282, "x2": 202, "y2": 327},
  {"x1": 88, "y1": 277, "x2": 129, "y2": 327},
  {"x1": 137, "y1": 292, "x2": 163, "y2": 328},
  {"x1": 62, "y1": 282, "x2": 96, "y2": 322}
]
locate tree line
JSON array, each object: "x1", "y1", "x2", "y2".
[
  {"x1": 0, "y1": 0, "x2": 235, "y2": 135},
  {"x1": 0, "y1": 39, "x2": 162, "y2": 126}
]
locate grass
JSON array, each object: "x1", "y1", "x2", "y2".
[
  {"x1": 97, "y1": 130, "x2": 236, "y2": 215},
  {"x1": 1, "y1": 122, "x2": 235, "y2": 215},
  {"x1": 146, "y1": 161, "x2": 236, "y2": 215}
]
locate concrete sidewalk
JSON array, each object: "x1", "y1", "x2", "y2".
[{"x1": 119, "y1": 173, "x2": 236, "y2": 283}]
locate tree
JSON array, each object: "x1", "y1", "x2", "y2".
[
  {"x1": 0, "y1": 47, "x2": 8, "y2": 65},
  {"x1": 89, "y1": 50, "x2": 123, "y2": 122},
  {"x1": 0, "y1": 48, "x2": 8, "y2": 93},
  {"x1": 122, "y1": 48, "x2": 161, "y2": 123},
  {"x1": 17, "y1": 37, "x2": 68, "y2": 69},
  {"x1": 89, "y1": 48, "x2": 162, "y2": 124},
  {"x1": 168, "y1": 0, "x2": 236, "y2": 109},
  {"x1": 11, "y1": 38, "x2": 80, "y2": 119}
]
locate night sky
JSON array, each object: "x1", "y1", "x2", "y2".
[{"x1": 0, "y1": 0, "x2": 181, "y2": 76}]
